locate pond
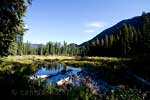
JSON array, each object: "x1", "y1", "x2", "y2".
[
  {"x1": 30, "y1": 64, "x2": 115, "y2": 93},
  {"x1": 30, "y1": 64, "x2": 81, "y2": 84}
]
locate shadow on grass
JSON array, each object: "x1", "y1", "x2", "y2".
[
  {"x1": 0, "y1": 62, "x2": 68, "y2": 100},
  {"x1": 0, "y1": 56, "x2": 150, "y2": 100}
]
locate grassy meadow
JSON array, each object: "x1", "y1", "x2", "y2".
[
  {"x1": 0, "y1": 55, "x2": 149, "y2": 100},
  {"x1": 0, "y1": 55, "x2": 130, "y2": 70}
]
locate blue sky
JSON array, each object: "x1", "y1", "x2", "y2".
[{"x1": 24, "y1": 0, "x2": 150, "y2": 44}]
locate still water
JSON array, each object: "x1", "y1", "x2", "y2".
[
  {"x1": 30, "y1": 64, "x2": 114, "y2": 92},
  {"x1": 30, "y1": 64, "x2": 82, "y2": 84}
]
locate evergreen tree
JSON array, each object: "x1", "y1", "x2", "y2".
[
  {"x1": 109, "y1": 35, "x2": 114, "y2": 48},
  {"x1": 63, "y1": 41, "x2": 68, "y2": 55},
  {"x1": 17, "y1": 34, "x2": 24, "y2": 55},
  {"x1": 92, "y1": 41, "x2": 96, "y2": 48},
  {"x1": 104, "y1": 35, "x2": 109, "y2": 48},
  {"x1": 96, "y1": 38, "x2": 100, "y2": 46},
  {"x1": 8, "y1": 42, "x2": 18, "y2": 56},
  {"x1": 101, "y1": 39, "x2": 104, "y2": 47},
  {"x1": 121, "y1": 24, "x2": 130, "y2": 56},
  {"x1": 44, "y1": 44, "x2": 49, "y2": 56},
  {"x1": 0, "y1": 0, "x2": 31, "y2": 56},
  {"x1": 24, "y1": 41, "x2": 31, "y2": 55},
  {"x1": 128, "y1": 25, "x2": 134, "y2": 41},
  {"x1": 142, "y1": 13, "x2": 150, "y2": 55},
  {"x1": 39, "y1": 44, "x2": 44, "y2": 55}
]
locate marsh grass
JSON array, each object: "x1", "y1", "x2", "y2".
[
  {"x1": 0, "y1": 55, "x2": 130, "y2": 86},
  {"x1": 1, "y1": 55, "x2": 148, "y2": 100},
  {"x1": 0, "y1": 55, "x2": 129, "y2": 71}
]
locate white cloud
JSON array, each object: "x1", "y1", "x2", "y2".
[
  {"x1": 85, "y1": 21, "x2": 107, "y2": 28},
  {"x1": 83, "y1": 21, "x2": 107, "y2": 33},
  {"x1": 84, "y1": 29, "x2": 95, "y2": 33}
]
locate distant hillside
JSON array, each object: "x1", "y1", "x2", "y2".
[
  {"x1": 24, "y1": 43, "x2": 41, "y2": 49},
  {"x1": 80, "y1": 15, "x2": 142, "y2": 46},
  {"x1": 78, "y1": 13, "x2": 150, "y2": 56},
  {"x1": 68, "y1": 43, "x2": 78, "y2": 47},
  {"x1": 25, "y1": 43, "x2": 79, "y2": 49},
  {"x1": 30, "y1": 44, "x2": 41, "y2": 48}
]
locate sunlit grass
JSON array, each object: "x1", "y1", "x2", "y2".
[
  {"x1": 0, "y1": 55, "x2": 130, "y2": 71},
  {"x1": 0, "y1": 55, "x2": 130, "y2": 61},
  {"x1": 0, "y1": 55, "x2": 148, "y2": 99}
]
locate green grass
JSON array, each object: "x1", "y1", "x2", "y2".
[
  {"x1": 0, "y1": 55, "x2": 130, "y2": 71},
  {"x1": 0, "y1": 55, "x2": 149, "y2": 100}
]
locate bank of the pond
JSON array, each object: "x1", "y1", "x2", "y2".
[
  {"x1": 0, "y1": 55, "x2": 149, "y2": 99},
  {"x1": 0, "y1": 55, "x2": 130, "y2": 71},
  {"x1": 30, "y1": 64, "x2": 116, "y2": 93}
]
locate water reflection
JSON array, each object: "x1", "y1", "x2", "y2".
[
  {"x1": 30, "y1": 64, "x2": 115, "y2": 93},
  {"x1": 30, "y1": 64, "x2": 82, "y2": 84}
]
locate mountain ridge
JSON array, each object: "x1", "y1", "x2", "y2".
[{"x1": 80, "y1": 15, "x2": 142, "y2": 46}]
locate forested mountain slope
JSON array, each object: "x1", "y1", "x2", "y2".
[
  {"x1": 80, "y1": 16, "x2": 142, "y2": 46},
  {"x1": 79, "y1": 13, "x2": 150, "y2": 57}
]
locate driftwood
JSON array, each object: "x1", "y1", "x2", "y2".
[
  {"x1": 127, "y1": 71, "x2": 150, "y2": 86},
  {"x1": 133, "y1": 75, "x2": 150, "y2": 86},
  {"x1": 30, "y1": 69, "x2": 72, "y2": 79}
]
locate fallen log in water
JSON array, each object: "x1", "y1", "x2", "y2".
[
  {"x1": 133, "y1": 75, "x2": 150, "y2": 86},
  {"x1": 57, "y1": 77, "x2": 70, "y2": 86},
  {"x1": 30, "y1": 69, "x2": 72, "y2": 80},
  {"x1": 127, "y1": 71, "x2": 150, "y2": 87}
]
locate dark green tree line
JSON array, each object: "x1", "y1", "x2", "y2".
[
  {"x1": 142, "y1": 12, "x2": 150, "y2": 55},
  {"x1": 80, "y1": 22, "x2": 143, "y2": 57},
  {"x1": 23, "y1": 41, "x2": 80, "y2": 56}
]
